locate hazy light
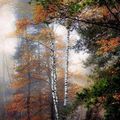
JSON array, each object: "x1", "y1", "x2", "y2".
[
  {"x1": 53, "y1": 24, "x2": 90, "y2": 86},
  {"x1": 2, "y1": 38, "x2": 18, "y2": 55},
  {"x1": 54, "y1": 24, "x2": 67, "y2": 36},
  {"x1": 0, "y1": 4, "x2": 17, "y2": 55},
  {"x1": 69, "y1": 50, "x2": 89, "y2": 73}
]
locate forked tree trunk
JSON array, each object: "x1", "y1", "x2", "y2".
[{"x1": 64, "y1": 30, "x2": 70, "y2": 106}]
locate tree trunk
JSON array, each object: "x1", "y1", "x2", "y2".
[
  {"x1": 50, "y1": 41, "x2": 59, "y2": 120},
  {"x1": 26, "y1": 40, "x2": 31, "y2": 120},
  {"x1": 64, "y1": 30, "x2": 70, "y2": 106},
  {"x1": 27, "y1": 72, "x2": 31, "y2": 120}
]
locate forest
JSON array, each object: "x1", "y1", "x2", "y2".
[{"x1": 0, "y1": 0, "x2": 120, "y2": 120}]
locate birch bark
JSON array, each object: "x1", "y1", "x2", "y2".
[
  {"x1": 50, "y1": 40, "x2": 59, "y2": 120},
  {"x1": 64, "y1": 30, "x2": 70, "y2": 106}
]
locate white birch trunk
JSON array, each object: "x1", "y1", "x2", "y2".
[
  {"x1": 50, "y1": 41, "x2": 59, "y2": 120},
  {"x1": 64, "y1": 30, "x2": 70, "y2": 106}
]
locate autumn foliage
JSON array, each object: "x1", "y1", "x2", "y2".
[
  {"x1": 33, "y1": 5, "x2": 47, "y2": 24},
  {"x1": 33, "y1": 4, "x2": 57, "y2": 24},
  {"x1": 97, "y1": 37, "x2": 120, "y2": 54},
  {"x1": 7, "y1": 1, "x2": 120, "y2": 120},
  {"x1": 7, "y1": 37, "x2": 52, "y2": 120},
  {"x1": 16, "y1": 18, "x2": 30, "y2": 34}
]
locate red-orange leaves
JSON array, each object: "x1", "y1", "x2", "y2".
[
  {"x1": 16, "y1": 18, "x2": 30, "y2": 34},
  {"x1": 47, "y1": 4, "x2": 57, "y2": 18},
  {"x1": 33, "y1": 5, "x2": 47, "y2": 24},
  {"x1": 10, "y1": 79, "x2": 29, "y2": 89},
  {"x1": 96, "y1": 37, "x2": 120, "y2": 55},
  {"x1": 7, "y1": 93, "x2": 25, "y2": 112},
  {"x1": 33, "y1": 4, "x2": 58, "y2": 24}
]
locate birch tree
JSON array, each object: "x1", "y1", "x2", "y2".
[
  {"x1": 50, "y1": 40, "x2": 59, "y2": 119},
  {"x1": 23, "y1": 26, "x2": 59, "y2": 119},
  {"x1": 36, "y1": 28, "x2": 59, "y2": 119},
  {"x1": 64, "y1": 29, "x2": 70, "y2": 106}
]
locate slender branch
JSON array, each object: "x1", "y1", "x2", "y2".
[
  {"x1": 65, "y1": 16, "x2": 120, "y2": 31},
  {"x1": 20, "y1": 36, "x2": 53, "y2": 51},
  {"x1": 39, "y1": 41, "x2": 54, "y2": 51},
  {"x1": 49, "y1": 14, "x2": 120, "y2": 31},
  {"x1": 104, "y1": 0, "x2": 120, "y2": 23}
]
